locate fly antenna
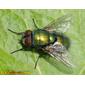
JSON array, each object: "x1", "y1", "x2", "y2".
[
  {"x1": 8, "y1": 29, "x2": 23, "y2": 35},
  {"x1": 11, "y1": 48, "x2": 23, "y2": 54}
]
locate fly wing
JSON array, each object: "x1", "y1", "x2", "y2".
[
  {"x1": 42, "y1": 42, "x2": 74, "y2": 68},
  {"x1": 43, "y1": 15, "x2": 72, "y2": 33}
]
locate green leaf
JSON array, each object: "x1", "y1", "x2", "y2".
[
  {"x1": 0, "y1": 48, "x2": 33, "y2": 74},
  {"x1": 0, "y1": 9, "x2": 84, "y2": 74}
]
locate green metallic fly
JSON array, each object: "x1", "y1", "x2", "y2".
[{"x1": 8, "y1": 15, "x2": 74, "y2": 69}]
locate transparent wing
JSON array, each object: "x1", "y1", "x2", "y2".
[
  {"x1": 42, "y1": 42, "x2": 74, "y2": 68},
  {"x1": 43, "y1": 15, "x2": 72, "y2": 33}
]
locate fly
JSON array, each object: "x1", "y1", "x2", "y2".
[{"x1": 8, "y1": 15, "x2": 74, "y2": 69}]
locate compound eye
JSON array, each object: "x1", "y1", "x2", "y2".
[
  {"x1": 22, "y1": 36, "x2": 32, "y2": 47},
  {"x1": 24, "y1": 30, "x2": 32, "y2": 37}
]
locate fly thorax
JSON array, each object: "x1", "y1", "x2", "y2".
[{"x1": 33, "y1": 30, "x2": 49, "y2": 46}]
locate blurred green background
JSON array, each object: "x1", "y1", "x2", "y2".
[{"x1": 0, "y1": 9, "x2": 85, "y2": 74}]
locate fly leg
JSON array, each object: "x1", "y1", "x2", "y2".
[
  {"x1": 8, "y1": 29, "x2": 24, "y2": 35},
  {"x1": 34, "y1": 56, "x2": 40, "y2": 69},
  {"x1": 8, "y1": 29, "x2": 25, "y2": 54},
  {"x1": 10, "y1": 48, "x2": 23, "y2": 54},
  {"x1": 32, "y1": 18, "x2": 39, "y2": 29}
]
